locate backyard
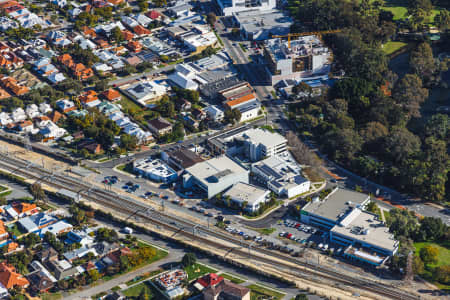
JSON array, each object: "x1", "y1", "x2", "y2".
[
  {"x1": 184, "y1": 263, "x2": 218, "y2": 281},
  {"x1": 123, "y1": 281, "x2": 155, "y2": 299}
]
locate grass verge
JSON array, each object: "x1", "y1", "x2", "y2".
[
  {"x1": 220, "y1": 273, "x2": 246, "y2": 284},
  {"x1": 252, "y1": 227, "x2": 276, "y2": 235},
  {"x1": 248, "y1": 284, "x2": 285, "y2": 300}
]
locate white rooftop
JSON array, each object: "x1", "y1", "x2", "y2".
[
  {"x1": 331, "y1": 209, "x2": 398, "y2": 253},
  {"x1": 224, "y1": 182, "x2": 269, "y2": 205}
]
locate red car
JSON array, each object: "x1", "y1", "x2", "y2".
[{"x1": 286, "y1": 233, "x2": 292, "y2": 239}]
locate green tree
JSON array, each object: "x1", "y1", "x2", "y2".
[
  {"x1": 111, "y1": 26, "x2": 124, "y2": 44},
  {"x1": 417, "y1": 217, "x2": 447, "y2": 241},
  {"x1": 419, "y1": 245, "x2": 439, "y2": 264},
  {"x1": 88, "y1": 269, "x2": 101, "y2": 281},
  {"x1": 366, "y1": 201, "x2": 378, "y2": 214},
  {"x1": 387, "y1": 208, "x2": 419, "y2": 239},
  {"x1": 412, "y1": 255, "x2": 424, "y2": 274},
  {"x1": 434, "y1": 265, "x2": 450, "y2": 285},
  {"x1": 392, "y1": 74, "x2": 428, "y2": 118},
  {"x1": 207, "y1": 12, "x2": 216, "y2": 26},
  {"x1": 181, "y1": 252, "x2": 196, "y2": 267},
  {"x1": 409, "y1": 43, "x2": 436, "y2": 83},
  {"x1": 384, "y1": 127, "x2": 421, "y2": 164},
  {"x1": 295, "y1": 295, "x2": 308, "y2": 300},
  {"x1": 30, "y1": 183, "x2": 46, "y2": 203},
  {"x1": 435, "y1": 10, "x2": 450, "y2": 30}
]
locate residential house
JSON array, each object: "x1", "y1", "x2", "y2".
[
  {"x1": 55, "y1": 99, "x2": 76, "y2": 113},
  {"x1": 146, "y1": 10, "x2": 162, "y2": 21},
  {"x1": 127, "y1": 41, "x2": 143, "y2": 53},
  {"x1": 48, "y1": 72, "x2": 66, "y2": 84},
  {"x1": 40, "y1": 220, "x2": 73, "y2": 236},
  {"x1": 11, "y1": 107, "x2": 26, "y2": 122},
  {"x1": 18, "y1": 212, "x2": 57, "y2": 233},
  {"x1": 134, "y1": 14, "x2": 152, "y2": 27},
  {"x1": 147, "y1": 117, "x2": 172, "y2": 137},
  {"x1": 0, "y1": 262, "x2": 29, "y2": 289},
  {"x1": 101, "y1": 89, "x2": 121, "y2": 102},
  {"x1": 0, "y1": 76, "x2": 28, "y2": 95},
  {"x1": 0, "y1": 112, "x2": 12, "y2": 126},
  {"x1": 78, "y1": 140, "x2": 103, "y2": 154},
  {"x1": 195, "y1": 273, "x2": 223, "y2": 291},
  {"x1": 79, "y1": 90, "x2": 101, "y2": 108},
  {"x1": 46, "y1": 31, "x2": 71, "y2": 47},
  {"x1": 71, "y1": 63, "x2": 94, "y2": 80},
  {"x1": 12, "y1": 202, "x2": 37, "y2": 216},
  {"x1": 39, "y1": 120, "x2": 67, "y2": 140},
  {"x1": 175, "y1": 98, "x2": 191, "y2": 111},
  {"x1": 192, "y1": 108, "x2": 206, "y2": 120},
  {"x1": 123, "y1": 55, "x2": 142, "y2": 66},
  {"x1": 46, "y1": 259, "x2": 83, "y2": 280},
  {"x1": 26, "y1": 104, "x2": 40, "y2": 119},
  {"x1": 202, "y1": 280, "x2": 250, "y2": 300},
  {"x1": 49, "y1": 110, "x2": 64, "y2": 123},
  {"x1": 27, "y1": 271, "x2": 54, "y2": 293},
  {"x1": 0, "y1": 220, "x2": 8, "y2": 241},
  {"x1": 65, "y1": 228, "x2": 95, "y2": 246},
  {"x1": 36, "y1": 247, "x2": 58, "y2": 263},
  {"x1": 121, "y1": 30, "x2": 134, "y2": 41},
  {"x1": 39, "y1": 103, "x2": 52, "y2": 114},
  {"x1": 121, "y1": 16, "x2": 138, "y2": 28},
  {"x1": 133, "y1": 25, "x2": 151, "y2": 36},
  {"x1": 17, "y1": 120, "x2": 34, "y2": 133}
]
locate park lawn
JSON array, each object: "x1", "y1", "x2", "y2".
[
  {"x1": 123, "y1": 281, "x2": 154, "y2": 299},
  {"x1": 414, "y1": 241, "x2": 450, "y2": 291},
  {"x1": 184, "y1": 263, "x2": 218, "y2": 281},
  {"x1": 248, "y1": 284, "x2": 285, "y2": 300},
  {"x1": 220, "y1": 273, "x2": 246, "y2": 284},
  {"x1": 382, "y1": 6, "x2": 408, "y2": 20},
  {"x1": 383, "y1": 41, "x2": 408, "y2": 55},
  {"x1": 414, "y1": 242, "x2": 450, "y2": 268}
]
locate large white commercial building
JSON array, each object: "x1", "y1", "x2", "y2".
[
  {"x1": 233, "y1": 10, "x2": 292, "y2": 41},
  {"x1": 251, "y1": 152, "x2": 310, "y2": 198},
  {"x1": 207, "y1": 127, "x2": 287, "y2": 161},
  {"x1": 216, "y1": 0, "x2": 276, "y2": 16},
  {"x1": 300, "y1": 188, "x2": 398, "y2": 265},
  {"x1": 263, "y1": 36, "x2": 331, "y2": 85},
  {"x1": 183, "y1": 156, "x2": 249, "y2": 199},
  {"x1": 133, "y1": 157, "x2": 178, "y2": 183},
  {"x1": 223, "y1": 182, "x2": 270, "y2": 212}
]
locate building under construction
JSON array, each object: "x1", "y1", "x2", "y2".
[{"x1": 263, "y1": 35, "x2": 332, "y2": 85}]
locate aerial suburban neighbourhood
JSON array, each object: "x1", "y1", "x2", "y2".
[{"x1": 0, "y1": 0, "x2": 445, "y2": 299}]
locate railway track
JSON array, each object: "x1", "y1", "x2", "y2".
[{"x1": 0, "y1": 155, "x2": 418, "y2": 300}]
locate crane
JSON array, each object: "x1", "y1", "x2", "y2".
[{"x1": 272, "y1": 30, "x2": 341, "y2": 48}]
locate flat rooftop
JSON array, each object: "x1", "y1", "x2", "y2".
[
  {"x1": 166, "y1": 148, "x2": 203, "y2": 169},
  {"x1": 302, "y1": 188, "x2": 370, "y2": 222},
  {"x1": 133, "y1": 157, "x2": 176, "y2": 178},
  {"x1": 265, "y1": 35, "x2": 329, "y2": 61},
  {"x1": 332, "y1": 209, "x2": 398, "y2": 252},
  {"x1": 235, "y1": 9, "x2": 292, "y2": 34},
  {"x1": 239, "y1": 128, "x2": 286, "y2": 148},
  {"x1": 185, "y1": 155, "x2": 248, "y2": 185},
  {"x1": 224, "y1": 182, "x2": 269, "y2": 205}
]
